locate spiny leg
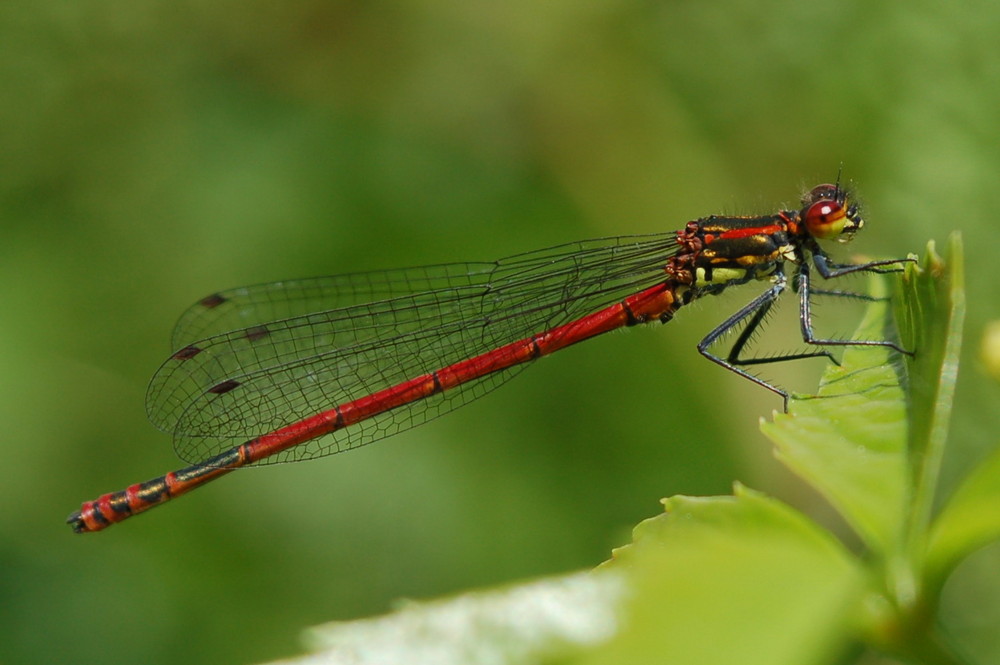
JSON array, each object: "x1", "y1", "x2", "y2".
[
  {"x1": 811, "y1": 253, "x2": 915, "y2": 279},
  {"x1": 698, "y1": 272, "x2": 834, "y2": 411},
  {"x1": 807, "y1": 288, "x2": 884, "y2": 302},
  {"x1": 798, "y1": 260, "x2": 913, "y2": 356},
  {"x1": 724, "y1": 284, "x2": 837, "y2": 369},
  {"x1": 793, "y1": 267, "x2": 887, "y2": 302}
]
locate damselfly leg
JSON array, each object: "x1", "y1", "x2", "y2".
[{"x1": 697, "y1": 255, "x2": 914, "y2": 410}]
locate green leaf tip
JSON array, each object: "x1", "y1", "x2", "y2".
[
  {"x1": 756, "y1": 235, "x2": 977, "y2": 663},
  {"x1": 761, "y1": 235, "x2": 965, "y2": 558}
]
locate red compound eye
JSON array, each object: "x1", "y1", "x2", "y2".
[
  {"x1": 803, "y1": 198, "x2": 847, "y2": 239},
  {"x1": 803, "y1": 183, "x2": 839, "y2": 206}
]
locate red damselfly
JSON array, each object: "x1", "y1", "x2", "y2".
[{"x1": 68, "y1": 182, "x2": 911, "y2": 533}]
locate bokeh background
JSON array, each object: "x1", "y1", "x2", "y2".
[{"x1": 2, "y1": 1, "x2": 998, "y2": 663}]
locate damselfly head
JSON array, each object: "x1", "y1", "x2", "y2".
[{"x1": 801, "y1": 183, "x2": 864, "y2": 243}]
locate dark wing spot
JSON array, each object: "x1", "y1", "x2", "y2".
[
  {"x1": 199, "y1": 294, "x2": 227, "y2": 309},
  {"x1": 172, "y1": 345, "x2": 202, "y2": 360},
  {"x1": 208, "y1": 380, "x2": 240, "y2": 395}
]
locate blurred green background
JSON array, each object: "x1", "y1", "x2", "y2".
[{"x1": 2, "y1": 1, "x2": 998, "y2": 663}]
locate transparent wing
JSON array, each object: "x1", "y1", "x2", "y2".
[{"x1": 145, "y1": 233, "x2": 678, "y2": 465}]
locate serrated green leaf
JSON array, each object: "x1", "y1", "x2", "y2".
[
  {"x1": 760, "y1": 237, "x2": 970, "y2": 663},
  {"x1": 589, "y1": 485, "x2": 862, "y2": 665},
  {"x1": 761, "y1": 273, "x2": 909, "y2": 556},
  {"x1": 761, "y1": 235, "x2": 965, "y2": 567}
]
